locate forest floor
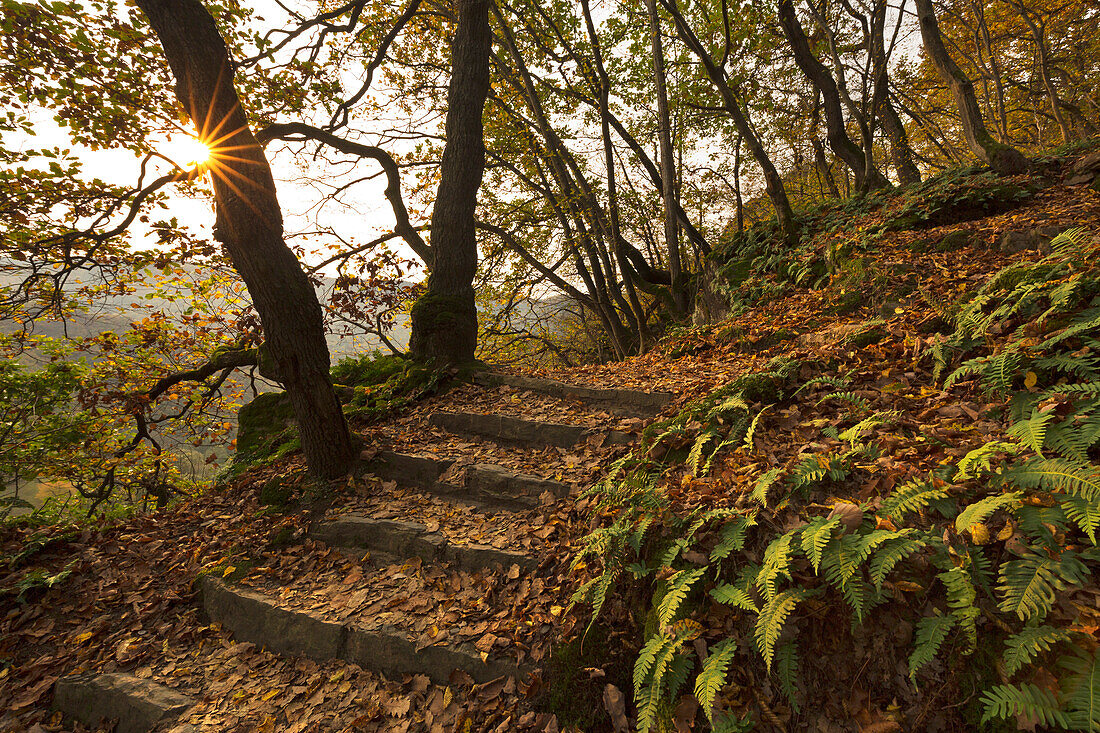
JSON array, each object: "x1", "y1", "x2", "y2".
[{"x1": 2, "y1": 155, "x2": 1100, "y2": 733}]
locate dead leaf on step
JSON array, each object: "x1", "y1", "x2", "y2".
[
  {"x1": 673, "y1": 695, "x2": 699, "y2": 732},
  {"x1": 603, "y1": 683, "x2": 630, "y2": 733}
]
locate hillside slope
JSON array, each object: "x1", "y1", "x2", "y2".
[{"x1": 2, "y1": 151, "x2": 1100, "y2": 733}]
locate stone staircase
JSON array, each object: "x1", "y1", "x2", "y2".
[{"x1": 52, "y1": 372, "x2": 673, "y2": 732}]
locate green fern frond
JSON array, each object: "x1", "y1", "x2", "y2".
[
  {"x1": 757, "y1": 531, "x2": 797, "y2": 600},
  {"x1": 744, "y1": 406, "x2": 770, "y2": 451},
  {"x1": 838, "y1": 411, "x2": 898, "y2": 445},
  {"x1": 880, "y1": 475, "x2": 950, "y2": 522},
  {"x1": 1059, "y1": 647, "x2": 1100, "y2": 732},
  {"x1": 870, "y1": 536, "x2": 927, "y2": 590},
  {"x1": 956, "y1": 441, "x2": 1019, "y2": 480},
  {"x1": 658, "y1": 568, "x2": 706, "y2": 626},
  {"x1": 818, "y1": 390, "x2": 871, "y2": 411},
  {"x1": 1002, "y1": 625, "x2": 1073, "y2": 677},
  {"x1": 695, "y1": 637, "x2": 738, "y2": 723},
  {"x1": 940, "y1": 565, "x2": 979, "y2": 651},
  {"x1": 755, "y1": 588, "x2": 810, "y2": 671},
  {"x1": 955, "y1": 492, "x2": 1024, "y2": 534},
  {"x1": 909, "y1": 612, "x2": 956, "y2": 682},
  {"x1": 751, "y1": 466, "x2": 784, "y2": 507},
  {"x1": 800, "y1": 516, "x2": 842, "y2": 572},
  {"x1": 793, "y1": 374, "x2": 849, "y2": 396},
  {"x1": 820, "y1": 534, "x2": 870, "y2": 621},
  {"x1": 710, "y1": 583, "x2": 760, "y2": 613},
  {"x1": 710, "y1": 513, "x2": 756, "y2": 562},
  {"x1": 1006, "y1": 408, "x2": 1056, "y2": 455},
  {"x1": 774, "y1": 641, "x2": 801, "y2": 713},
  {"x1": 980, "y1": 683, "x2": 1069, "y2": 729},
  {"x1": 689, "y1": 430, "x2": 719, "y2": 477},
  {"x1": 997, "y1": 550, "x2": 1082, "y2": 622}
]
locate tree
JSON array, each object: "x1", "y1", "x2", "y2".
[
  {"x1": 408, "y1": 0, "x2": 493, "y2": 363},
  {"x1": 913, "y1": 0, "x2": 1030, "y2": 173},
  {"x1": 135, "y1": 0, "x2": 356, "y2": 479}
]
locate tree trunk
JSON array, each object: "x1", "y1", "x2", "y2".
[
  {"x1": 136, "y1": 0, "x2": 355, "y2": 479},
  {"x1": 880, "y1": 96, "x2": 922, "y2": 185},
  {"x1": 646, "y1": 0, "x2": 688, "y2": 317},
  {"x1": 661, "y1": 0, "x2": 797, "y2": 242},
  {"x1": 777, "y1": 0, "x2": 888, "y2": 193},
  {"x1": 913, "y1": 0, "x2": 1029, "y2": 173},
  {"x1": 409, "y1": 0, "x2": 492, "y2": 363}
]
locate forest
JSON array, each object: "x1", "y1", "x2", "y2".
[{"x1": 1, "y1": 0, "x2": 1099, "y2": 730}]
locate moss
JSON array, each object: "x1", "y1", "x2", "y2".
[
  {"x1": 267, "y1": 526, "x2": 297, "y2": 548},
  {"x1": 539, "y1": 623, "x2": 634, "y2": 730},
  {"x1": 235, "y1": 392, "x2": 295, "y2": 465},
  {"x1": 258, "y1": 475, "x2": 294, "y2": 507},
  {"x1": 847, "y1": 323, "x2": 887, "y2": 348},
  {"x1": 197, "y1": 559, "x2": 256, "y2": 584}
]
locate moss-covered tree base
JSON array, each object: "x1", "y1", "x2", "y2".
[{"x1": 408, "y1": 289, "x2": 478, "y2": 364}]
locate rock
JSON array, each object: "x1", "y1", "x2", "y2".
[
  {"x1": 53, "y1": 673, "x2": 193, "y2": 733},
  {"x1": 465, "y1": 463, "x2": 569, "y2": 507},
  {"x1": 200, "y1": 576, "x2": 346, "y2": 660},
  {"x1": 1071, "y1": 150, "x2": 1100, "y2": 175},
  {"x1": 429, "y1": 412, "x2": 634, "y2": 449},
  {"x1": 200, "y1": 578, "x2": 524, "y2": 685},
  {"x1": 473, "y1": 373, "x2": 672, "y2": 417},
  {"x1": 936, "y1": 230, "x2": 971, "y2": 252},
  {"x1": 998, "y1": 227, "x2": 1060, "y2": 255},
  {"x1": 309, "y1": 515, "x2": 535, "y2": 570}
]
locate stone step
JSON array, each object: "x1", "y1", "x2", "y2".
[
  {"x1": 475, "y1": 372, "x2": 673, "y2": 417},
  {"x1": 309, "y1": 515, "x2": 536, "y2": 571},
  {"x1": 360, "y1": 449, "x2": 570, "y2": 509},
  {"x1": 200, "y1": 577, "x2": 522, "y2": 685},
  {"x1": 428, "y1": 412, "x2": 635, "y2": 449},
  {"x1": 53, "y1": 673, "x2": 194, "y2": 733}
]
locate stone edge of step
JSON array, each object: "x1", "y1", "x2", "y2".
[
  {"x1": 474, "y1": 372, "x2": 674, "y2": 417},
  {"x1": 198, "y1": 576, "x2": 528, "y2": 685},
  {"x1": 428, "y1": 411, "x2": 635, "y2": 448},
  {"x1": 308, "y1": 515, "x2": 537, "y2": 571},
  {"x1": 359, "y1": 450, "x2": 571, "y2": 509},
  {"x1": 53, "y1": 672, "x2": 195, "y2": 733}
]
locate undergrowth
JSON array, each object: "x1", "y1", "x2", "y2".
[{"x1": 572, "y1": 229, "x2": 1100, "y2": 731}]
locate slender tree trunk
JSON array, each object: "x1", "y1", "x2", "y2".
[
  {"x1": 136, "y1": 0, "x2": 355, "y2": 479},
  {"x1": 733, "y1": 133, "x2": 745, "y2": 235},
  {"x1": 409, "y1": 0, "x2": 492, "y2": 363},
  {"x1": 661, "y1": 0, "x2": 797, "y2": 241},
  {"x1": 913, "y1": 0, "x2": 1029, "y2": 173},
  {"x1": 880, "y1": 97, "x2": 922, "y2": 185},
  {"x1": 777, "y1": 0, "x2": 888, "y2": 192},
  {"x1": 812, "y1": 136, "x2": 842, "y2": 197},
  {"x1": 646, "y1": 0, "x2": 687, "y2": 317}
]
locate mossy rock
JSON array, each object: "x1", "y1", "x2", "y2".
[
  {"x1": 937, "y1": 230, "x2": 972, "y2": 252},
  {"x1": 538, "y1": 624, "x2": 633, "y2": 730},
  {"x1": 258, "y1": 476, "x2": 294, "y2": 507},
  {"x1": 827, "y1": 290, "x2": 865, "y2": 316},
  {"x1": 847, "y1": 324, "x2": 887, "y2": 348},
  {"x1": 730, "y1": 371, "x2": 783, "y2": 404},
  {"x1": 235, "y1": 392, "x2": 296, "y2": 466}
]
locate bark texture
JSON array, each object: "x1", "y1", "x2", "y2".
[
  {"x1": 409, "y1": 0, "x2": 492, "y2": 363},
  {"x1": 137, "y1": 0, "x2": 355, "y2": 479},
  {"x1": 777, "y1": 0, "x2": 888, "y2": 193},
  {"x1": 913, "y1": 0, "x2": 1029, "y2": 174}
]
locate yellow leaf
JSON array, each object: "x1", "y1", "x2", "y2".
[
  {"x1": 1024, "y1": 371, "x2": 1038, "y2": 390},
  {"x1": 75, "y1": 631, "x2": 95, "y2": 644},
  {"x1": 222, "y1": 566, "x2": 236, "y2": 578},
  {"x1": 261, "y1": 689, "x2": 279, "y2": 701},
  {"x1": 968, "y1": 523, "x2": 991, "y2": 545}
]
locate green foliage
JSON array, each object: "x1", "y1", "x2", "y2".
[
  {"x1": 694, "y1": 637, "x2": 738, "y2": 723},
  {"x1": 883, "y1": 168, "x2": 1034, "y2": 231},
  {"x1": 1002, "y1": 625, "x2": 1074, "y2": 677},
  {"x1": 909, "y1": 612, "x2": 956, "y2": 682}
]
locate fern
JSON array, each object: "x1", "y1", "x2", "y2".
[
  {"x1": 710, "y1": 583, "x2": 760, "y2": 613},
  {"x1": 694, "y1": 637, "x2": 738, "y2": 723},
  {"x1": 880, "y1": 474, "x2": 950, "y2": 522},
  {"x1": 954, "y1": 492, "x2": 1024, "y2": 534},
  {"x1": 909, "y1": 612, "x2": 956, "y2": 682},
  {"x1": 800, "y1": 516, "x2": 841, "y2": 572},
  {"x1": 755, "y1": 588, "x2": 810, "y2": 671},
  {"x1": 1002, "y1": 625, "x2": 1073, "y2": 677},
  {"x1": 743, "y1": 406, "x2": 770, "y2": 451},
  {"x1": 774, "y1": 641, "x2": 801, "y2": 713},
  {"x1": 658, "y1": 568, "x2": 706, "y2": 625},
  {"x1": 1006, "y1": 457, "x2": 1100, "y2": 542},
  {"x1": 940, "y1": 565, "x2": 979, "y2": 651},
  {"x1": 793, "y1": 374, "x2": 849, "y2": 396},
  {"x1": 997, "y1": 550, "x2": 1079, "y2": 622},
  {"x1": 956, "y1": 441, "x2": 1019, "y2": 480},
  {"x1": 710, "y1": 514, "x2": 756, "y2": 562},
  {"x1": 688, "y1": 430, "x2": 719, "y2": 476},
  {"x1": 820, "y1": 534, "x2": 871, "y2": 621},
  {"x1": 756, "y1": 531, "x2": 797, "y2": 600},
  {"x1": 1007, "y1": 407, "x2": 1056, "y2": 454},
  {"x1": 1060, "y1": 647, "x2": 1100, "y2": 732},
  {"x1": 818, "y1": 390, "x2": 871, "y2": 411},
  {"x1": 838, "y1": 411, "x2": 897, "y2": 445},
  {"x1": 751, "y1": 466, "x2": 784, "y2": 507},
  {"x1": 981, "y1": 683, "x2": 1070, "y2": 728},
  {"x1": 869, "y1": 535, "x2": 926, "y2": 590}
]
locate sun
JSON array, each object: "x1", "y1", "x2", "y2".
[{"x1": 162, "y1": 134, "x2": 212, "y2": 168}]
